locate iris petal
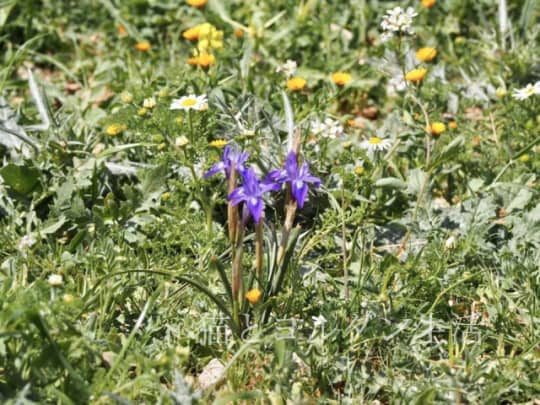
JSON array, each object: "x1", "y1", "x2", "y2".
[
  {"x1": 247, "y1": 197, "x2": 264, "y2": 223},
  {"x1": 205, "y1": 162, "x2": 226, "y2": 178}
]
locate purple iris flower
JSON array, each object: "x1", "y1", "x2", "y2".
[
  {"x1": 228, "y1": 167, "x2": 280, "y2": 223},
  {"x1": 267, "y1": 151, "x2": 321, "y2": 208},
  {"x1": 205, "y1": 144, "x2": 249, "y2": 179}
]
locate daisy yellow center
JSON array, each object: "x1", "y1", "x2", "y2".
[
  {"x1": 182, "y1": 98, "x2": 197, "y2": 107},
  {"x1": 368, "y1": 137, "x2": 382, "y2": 145},
  {"x1": 525, "y1": 87, "x2": 535, "y2": 95}
]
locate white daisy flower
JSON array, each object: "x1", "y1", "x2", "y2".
[
  {"x1": 512, "y1": 82, "x2": 540, "y2": 100},
  {"x1": 275, "y1": 59, "x2": 298, "y2": 78},
  {"x1": 48, "y1": 274, "x2": 63, "y2": 286},
  {"x1": 170, "y1": 94, "x2": 208, "y2": 111},
  {"x1": 360, "y1": 136, "x2": 392, "y2": 152}
]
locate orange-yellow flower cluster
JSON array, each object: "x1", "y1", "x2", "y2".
[
  {"x1": 183, "y1": 23, "x2": 223, "y2": 69},
  {"x1": 187, "y1": 53, "x2": 215, "y2": 68}
]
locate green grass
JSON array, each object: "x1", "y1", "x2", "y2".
[{"x1": 0, "y1": 0, "x2": 539, "y2": 403}]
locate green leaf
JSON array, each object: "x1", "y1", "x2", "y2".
[
  {"x1": 0, "y1": 1, "x2": 15, "y2": 29},
  {"x1": 375, "y1": 177, "x2": 407, "y2": 190},
  {"x1": 41, "y1": 216, "x2": 67, "y2": 235},
  {"x1": 507, "y1": 188, "x2": 533, "y2": 212},
  {"x1": 212, "y1": 391, "x2": 263, "y2": 405},
  {"x1": 406, "y1": 169, "x2": 428, "y2": 195},
  {"x1": 0, "y1": 163, "x2": 40, "y2": 195},
  {"x1": 526, "y1": 203, "x2": 540, "y2": 222}
]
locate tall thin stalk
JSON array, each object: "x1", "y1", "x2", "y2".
[
  {"x1": 231, "y1": 207, "x2": 247, "y2": 328},
  {"x1": 255, "y1": 220, "x2": 263, "y2": 282}
]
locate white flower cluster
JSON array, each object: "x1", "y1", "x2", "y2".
[
  {"x1": 380, "y1": 7, "x2": 417, "y2": 42},
  {"x1": 310, "y1": 117, "x2": 345, "y2": 139},
  {"x1": 512, "y1": 81, "x2": 540, "y2": 101},
  {"x1": 275, "y1": 60, "x2": 297, "y2": 78},
  {"x1": 17, "y1": 234, "x2": 36, "y2": 251},
  {"x1": 387, "y1": 74, "x2": 407, "y2": 94}
]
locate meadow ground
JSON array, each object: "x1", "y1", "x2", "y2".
[{"x1": 0, "y1": 0, "x2": 539, "y2": 403}]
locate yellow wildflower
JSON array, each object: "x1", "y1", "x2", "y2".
[
  {"x1": 354, "y1": 166, "x2": 365, "y2": 176},
  {"x1": 405, "y1": 68, "x2": 427, "y2": 83},
  {"x1": 421, "y1": 0, "x2": 436, "y2": 8},
  {"x1": 137, "y1": 107, "x2": 148, "y2": 116},
  {"x1": 182, "y1": 26, "x2": 201, "y2": 41},
  {"x1": 519, "y1": 154, "x2": 530, "y2": 163},
  {"x1": 429, "y1": 122, "x2": 446, "y2": 136},
  {"x1": 187, "y1": 56, "x2": 199, "y2": 66},
  {"x1": 196, "y1": 23, "x2": 223, "y2": 53},
  {"x1": 197, "y1": 53, "x2": 215, "y2": 68},
  {"x1": 186, "y1": 0, "x2": 207, "y2": 8},
  {"x1": 287, "y1": 77, "x2": 307, "y2": 91},
  {"x1": 234, "y1": 28, "x2": 244, "y2": 38},
  {"x1": 105, "y1": 123, "x2": 127, "y2": 136},
  {"x1": 415, "y1": 47, "x2": 437, "y2": 62},
  {"x1": 245, "y1": 289, "x2": 262, "y2": 304},
  {"x1": 331, "y1": 72, "x2": 352, "y2": 86},
  {"x1": 187, "y1": 53, "x2": 215, "y2": 68},
  {"x1": 209, "y1": 139, "x2": 228, "y2": 148},
  {"x1": 134, "y1": 41, "x2": 151, "y2": 52},
  {"x1": 448, "y1": 121, "x2": 458, "y2": 129},
  {"x1": 117, "y1": 24, "x2": 128, "y2": 37}
]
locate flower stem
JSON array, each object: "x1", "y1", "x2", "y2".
[
  {"x1": 231, "y1": 207, "x2": 247, "y2": 330},
  {"x1": 277, "y1": 198, "x2": 297, "y2": 266},
  {"x1": 206, "y1": 204, "x2": 214, "y2": 235},
  {"x1": 255, "y1": 220, "x2": 263, "y2": 283},
  {"x1": 341, "y1": 181, "x2": 349, "y2": 301},
  {"x1": 227, "y1": 166, "x2": 238, "y2": 243},
  {"x1": 187, "y1": 110, "x2": 193, "y2": 140}
]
